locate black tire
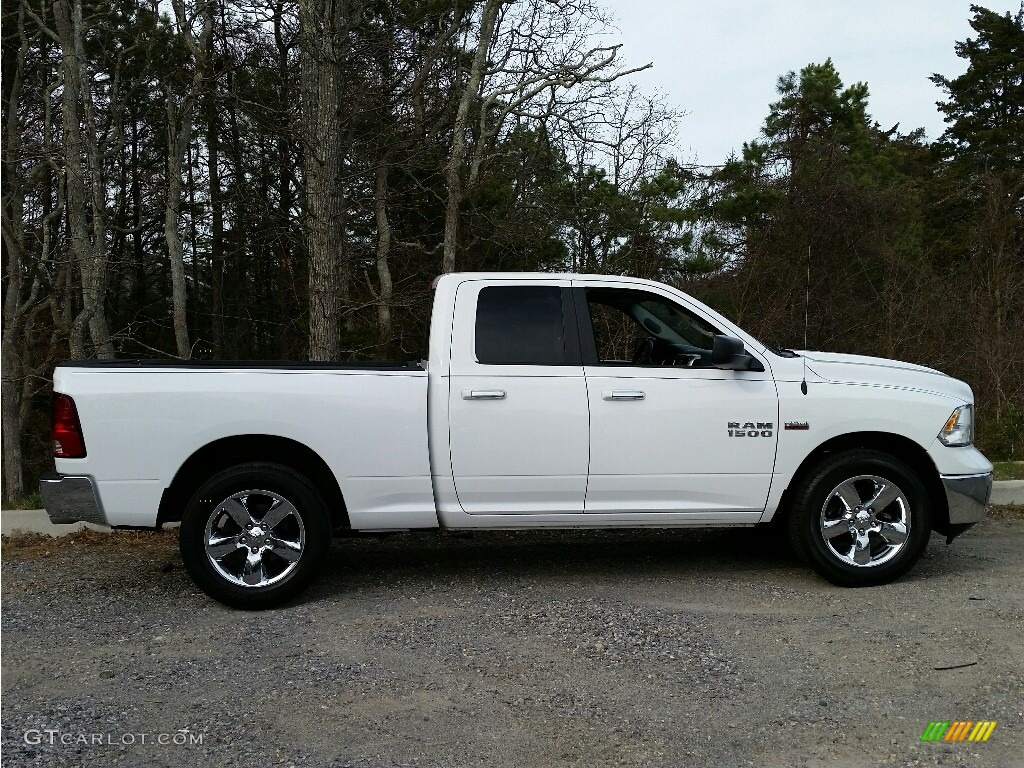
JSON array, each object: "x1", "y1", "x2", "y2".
[
  {"x1": 180, "y1": 462, "x2": 331, "y2": 609},
  {"x1": 788, "y1": 449, "x2": 931, "y2": 587}
]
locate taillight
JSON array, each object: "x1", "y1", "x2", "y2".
[{"x1": 52, "y1": 393, "x2": 87, "y2": 458}]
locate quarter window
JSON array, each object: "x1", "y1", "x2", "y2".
[{"x1": 475, "y1": 286, "x2": 566, "y2": 365}]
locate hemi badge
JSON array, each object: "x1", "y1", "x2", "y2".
[{"x1": 784, "y1": 422, "x2": 810, "y2": 430}]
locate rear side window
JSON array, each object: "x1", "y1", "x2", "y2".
[{"x1": 475, "y1": 286, "x2": 565, "y2": 365}]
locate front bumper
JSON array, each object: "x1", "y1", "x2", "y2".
[
  {"x1": 940, "y1": 472, "x2": 991, "y2": 541},
  {"x1": 39, "y1": 472, "x2": 107, "y2": 525}
]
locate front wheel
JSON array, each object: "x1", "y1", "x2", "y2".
[
  {"x1": 180, "y1": 463, "x2": 331, "y2": 609},
  {"x1": 788, "y1": 450, "x2": 932, "y2": 587}
]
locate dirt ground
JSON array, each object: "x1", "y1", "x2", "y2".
[{"x1": 2, "y1": 509, "x2": 1022, "y2": 768}]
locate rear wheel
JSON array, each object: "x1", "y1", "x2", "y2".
[
  {"x1": 180, "y1": 463, "x2": 330, "y2": 609},
  {"x1": 789, "y1": 450, "x2": 931, "y2": 587}
]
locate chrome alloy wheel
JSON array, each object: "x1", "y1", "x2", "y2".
[
  {"x1": 818, "y1": 474, "x2": 911, "y2": 568},
  {"x1": 204, "y1": 490, "x2": 306, "y2": 588}
]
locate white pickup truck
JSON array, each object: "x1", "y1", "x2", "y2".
[{"x1": 42, "y1": 273, "x2": 993, "y2": 608}]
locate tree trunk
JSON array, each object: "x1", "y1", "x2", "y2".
[
  {"x1": 224, "y1": 62, "x2": 250, "y2": 358},
  {"x1": 373, "y1": 160, "x2": 393, "y2": 352},
  {"x1": 0, "y1": 255, "x2": 26, "y2": 502},
  {"x1": 0, "y1": 350, "x2": 24, "y2": 499},
  {"x1": 1, "y1": 1, "x2": 29, "y2": 499},
  {"x1": 207, "y1": 57, "x2": 225, "y2": 356},
  {"x1": 164, "y1": 0, "x2": 213, "y2": 358},
  {"x1": 76, "y1": 0, "x2": 114, "y2": 358},
  {"x1": 274, "y1": 0, "x2": 293, "y2": 358},
  {"x1": 442, "y1": 0, "x2": 501, "y2": 274},
  {"x1": 163, "y1": 118, "x2": 193, "y2": 358},
  {"x1": 54, "y1": 0, "x2": 113, "y2": 359},
  {"x1": 300, "y1": 0, "x2": 354, "y2": 360}
]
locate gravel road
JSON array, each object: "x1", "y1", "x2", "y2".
[{"x1": 3, "y1": 510, "x2": 1022, "y2": 768}]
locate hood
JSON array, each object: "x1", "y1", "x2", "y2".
[{"x1": 797, "y1": 351, "x2": 973, "y2": 402}]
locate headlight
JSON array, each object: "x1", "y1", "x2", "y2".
[{"x1": 938, "y1": 404, "x2": 974, "y2": 446}]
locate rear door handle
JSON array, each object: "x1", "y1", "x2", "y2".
[
  {"x1": 603, "y1": 390, "x2": 646, "y2": 401},
  {"x1": 462, "y1": 389, "x2": 507, "y2": 400}
]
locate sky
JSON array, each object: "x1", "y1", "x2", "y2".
[{"x1": 601, "y1": 0, "x2": 1023, "y2": 166}]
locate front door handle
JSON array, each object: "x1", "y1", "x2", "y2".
[
  {"x1": 462, "y1": 389, "x2": 507, "y2": 400},
  {"x1": 603, "y1": 390, "x2": 646, "y2": 401}
]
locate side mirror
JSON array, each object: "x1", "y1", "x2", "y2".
[{"x1": 711, "y1": 335, "x2": 764, "y2": 372}]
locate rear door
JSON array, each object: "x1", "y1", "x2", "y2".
[{"x1": 447, "y1": 280, "x2": 589, "y2": 514}]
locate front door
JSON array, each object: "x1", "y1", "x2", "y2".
[
  {"x1": 448, "y1": 280, "x2": 589, "y2": 514},
  {"x1": 577, "y1": 282, "x2": 779, "y2": 513}
]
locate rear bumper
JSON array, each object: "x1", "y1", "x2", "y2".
[
  {"x1": 939, "y1": 472, "x2": 991, "y2": 542},
  {"x1": 39, "y1": 472, "x2": 107, "y2": 526}
]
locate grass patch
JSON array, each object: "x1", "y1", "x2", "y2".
[
  {"x1": 988, "y1": 504, "x2": 1024, "y2": 521},
  {"x1": 0, "y1": 528, "x2": 177, "y2": 560},
  {"x1": 993, "y1": 461, "x2": 1024, "y2": 481},
  {"x1": 1, "y1": 491, "x2": 42, "y2": 510}
]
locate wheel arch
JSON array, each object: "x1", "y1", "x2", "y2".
[
  {"x1": 157, "y1": 434, "x2": 349, "y2": 531},
  {"x1": 773, "y1": 431, "x2": 950, "y2": 535}
]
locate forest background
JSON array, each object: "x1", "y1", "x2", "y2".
[{"x1": 2, "y1": 0, "x2": 1022, "y2": 499}]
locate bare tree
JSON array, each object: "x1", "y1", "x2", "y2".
[
  {"x1": 300, "y1": 0, "x2": 359, "y2": 360},
  {"x1": 2, "y1": 2, "x2": 35, "y2": 498},
  {"x1": 557, "y1": 85, "x2": 685, "y2": 274},
  {"x1": 164, "y1": 0, "x2": 214, "y2": 358},
  {"x1": 441, "y1": 0, "x2": 651, "y2": 273},
  {"x1": 52, "y1": 0, "x2": 114, "y2": 359},
  {"x1": 4, "y1": 1, "x2": 69, "y2": 497},
  {"x1": 360, "y1": 4, "x2": 470, "y2": 352},
  {"x1": 442, "y1": 0, "x2": 501, "y2": 274}
]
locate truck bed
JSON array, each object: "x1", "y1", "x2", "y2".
[{"x1": 51, "y1": 360, "x2": 434, "y2": 529}]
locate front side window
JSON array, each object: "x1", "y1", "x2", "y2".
[
  {"x1": 475, "y1": 285, "x2": 565, "y2": 365},
  {"x1": 585, "y1": 288, "x2": 721, "y2": 367}
]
